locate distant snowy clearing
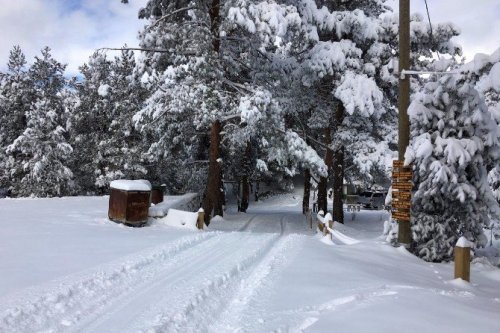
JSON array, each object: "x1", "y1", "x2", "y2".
[{"x1": 0, "y1": 194, "x2": 499, "y2": 332}]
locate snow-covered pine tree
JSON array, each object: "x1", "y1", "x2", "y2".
[
  {"x1": 94, "y1": 49, "x2": 147, "y2": 191},
  {"x1": 278, "y1": 1, "x2": 463, "y2": 221},
  {"x1": 129, "y1": 0, "x2": 327, "y2": 219},
  {"x1": 468, "y1": 48, "x2": 500, "y2": 205},
  {"x1": 7, "y1": 47, "x2": 75, "y2": 197},
  {"x1": 406, "y1": 55, "x2": 500, "y2": 262},
  {"x1": 0, "y1": 46, "x2": 31, "y2": 193},
  {"x1": 71, "y1": 49, "x2": 148, "y2": 194},
  {"x1": 70, "y1": 51, "x2": 113, "y2": 193}
]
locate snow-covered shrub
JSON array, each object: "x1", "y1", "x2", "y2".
[{"x1": 406, "y1": 52, "x2": 500, "y2": 261}]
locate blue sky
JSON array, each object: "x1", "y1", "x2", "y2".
[
  {"x1": 0, "y1": 0, "x2": 148, "y2": 75},
  {"x1": 0, "y1": 0, "x2": 498, "y2": 76}
]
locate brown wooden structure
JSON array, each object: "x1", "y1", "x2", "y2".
[
  {"x1": 454, "y1": 242, "x2": 471, "y2": 282},
  {"x1": 392, "y1": 160, "x2": 412, "y2": 244},
  {"x1": 151, "y1": 185, "x2": 166, "y2": 204},
  {"x1": 108, "y1": 188, "x2": 151, "y2": 226}
]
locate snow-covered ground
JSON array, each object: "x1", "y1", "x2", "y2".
[{"x1": 0, "y1": 192, "x2": 499, "y2": 332}]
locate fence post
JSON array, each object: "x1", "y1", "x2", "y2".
[
  {"x1": 324, "y1": 213, "x2": 333, "y2": 238},
  {"x1": 197, "y1": 208, "x2": 205, "y2": 230},
  {"x1": 317, "y1": 210, "x2": 325, "y2": 232},
  {"x1": 454, "y1": 237, "x2": 471, "y2": 282}
]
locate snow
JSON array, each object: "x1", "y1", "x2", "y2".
[
  {"x1": 0, "y1": 191, "x2": 499, "y2": 332},
  {"x1": 109, "y1": 179, "x2": 151, "y2": 191},
  {"x1": 97, "y1": 84, "x2": 110, "y2": 97},
  {"x1": 158, "y1": 208, "x2": 199, "y2": 230},
  {"x1": 456, "y1": 236, "x2": 472, "y2": 248},
  {"x1": 148, "y1": 193, "x2": 198, "y2": 218},
  {"x1": 489, "y1": 62, "x2": 500, "y2": 92}
]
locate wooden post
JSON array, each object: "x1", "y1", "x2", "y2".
[
  {"x1": 327, "y1": 214, "x2": 333, "y2": 230},
  {"x1": 197, "y1": 208, "x2": 205, "y2": 230},
  {"x1": 399, "y1": 0, "x2": 410, "y2": 160},
  {"x1": 395, "y1": 0, "x2": 412, "y2": 247},
  {"x1": 317, "y1": 210, "x2": 325, "y2": 232},
  {"x1": 454, "y1": 237, "x2": 471, "y2": 282}
]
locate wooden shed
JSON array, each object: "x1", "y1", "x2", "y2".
[
  {"x1": 151, "y1": 184, "x2": 166, "y2": 204},
  {"x1": 108, "y1": 180, "x2": 152, "y2": 226}
]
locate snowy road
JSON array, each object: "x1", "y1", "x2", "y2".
[{"x1": 0, "y1": 212, "x2": 308, "y2": 333}]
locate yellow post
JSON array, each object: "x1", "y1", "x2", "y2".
[
  {"x1": 454, "y1": 237, "x2": 471, "y2": 282},
  {"x1": 324, "y1": 213, "x2": 333, "y2": 237},
  {"x1": 317, "y1": 210, "x2": 325, "y2": 232},
  {"x1": 197, "y1": 208, "x2": 205, "y2": 230}
]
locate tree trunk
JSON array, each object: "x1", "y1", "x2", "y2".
[
  {"x1": 239, "y1": 142, "x2": 252, "y2": 212},
  {"x1": 333, "y1": 146, "x2": 344, "y2": 223},
  {"x1": 209, "y1": 0, "x2": 221, "y2": 53},
  {"x1": 317, "y1": 127, "x2": 332, "y2": 213},
  {"x1": 255, "y1": 180, "x2": 259, "y2": 201},
  {"x1": 332, "y1": 103, "x2": 346, "y2": 223},
  {"x1": 240, "y1": 175, "x2": 249, "y2": 212},
  {"x1": 303, "y1": 169, "x2": 311, "y2": 214},
  {"x1": 202, "y1": 120, "x2": 223, "y2": 223},
  {"x1": 202, "y1": 0, "x2": 223, "y2": 224}
]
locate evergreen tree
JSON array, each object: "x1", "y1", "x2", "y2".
[
  {"x1": 70, "y1": 52, "x2": 113, "y2": 193},
  {"x1": 7, "y1": 47, "x2": 74, "y2": 197},
  {"x1": 0, "y1": 46, "x2": 30, "y2": 193},
  {"x1": 94, "y1": 49, "x2": 147, "y2": 191},
  {"x1": 131, "y1": 0, "x2": 326, "y2": 219},
  {"x1": 406, "y1": 55, "x2": 500, "y2": 261}
]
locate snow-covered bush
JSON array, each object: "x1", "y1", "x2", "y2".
[{"x1": 406, "y1": 51, "x2": 500, "y2": 261}]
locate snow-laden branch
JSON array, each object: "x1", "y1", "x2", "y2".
[
  {"x1": 400, "y1": 69, "x2": 459, "y2": 79},
  {"x1": 97, "y1": 47, "x2": 199, "y2": 57},
  {"x1": 97, "y1": 47, "x2": 170, "y2": 53},
  {"x1": 147, "y1": 6, "x2": 199, "y2": 31},
  {"x1": 272, "y1": 125, "x2": 333, "y2": 153}
]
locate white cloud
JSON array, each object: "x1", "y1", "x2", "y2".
[
  {"x1": 386, "y1": 0, "x2": 500, "y2": 60},
  {"x1": 0, "y1": 0, "x2": 148, "y2": 75},
  {"x1": 0, "y1": 0, "x2": 498, "y2": 76}
]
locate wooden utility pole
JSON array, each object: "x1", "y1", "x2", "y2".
[
  {"x1": 399, "y1": 0, "x2": 410, "y2": 159},
  {"x1": 397, "y1": 0, "x2": 412, "y2": 245}
]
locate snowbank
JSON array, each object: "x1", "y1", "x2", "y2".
[
  {"x1": 456, "y1": 236, "x2": 472, "y2": 248},
  {"x1": 149, "y1": 193, "x2": 199, "y2": 217},
  {"x1": 110, "y1": 179, "x2": 151, "y2": 191},
  {"x1": 158, "y1": 208, "x2": 199, "y2": 230}
]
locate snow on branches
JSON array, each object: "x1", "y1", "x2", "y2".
[{"x1": 407, "y1": 50, "x2": 500, "y2": 261}]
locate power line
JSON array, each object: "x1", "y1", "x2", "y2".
[{"x1": 423, "y1": 0, "x2": 440, "y2": 59}]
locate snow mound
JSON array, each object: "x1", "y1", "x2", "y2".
[
  {"x1": 159, "y1": 208, "x2": 199, "y2": 230},
  {"x1": 211, "y1": 215, "x2": 225, "y2": 223},
  {"x1": 110, "y1": 179, "x2": 151, "y2": 192},
  {"x1": 148, "y1": 193, "x2": 198, "y2": 218},
  {"x1": 456, "y1": 236, "x2": 472, "y2": 248},
  {"x1": 448, "y1": 278, "x2": 472, "y2": 289},
  {"x1": 320, "y1": 234, "x2": 334, "y2": 245},
  {"x1": 331, "y1": 229, "x2": 360, "y2": 245},
  {"x1": 97, "y1": 84, "x2": 110, "y2": 96}
]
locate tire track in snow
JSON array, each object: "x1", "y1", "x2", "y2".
[
  {"x1": 0, "y1": 232, "x2": 218, "y2": 333},
  {"x1": 142, "y1": 215, "x2": 299, "y2": 333},
  {"x1": 0, "y1": 213, "x2": 290, "y2": 333},
  {"x1": 268, "y1": 286, "x2": 405, "y2": 332},
  {"x1": 76, "y1": 230, "x2": 277, "y2": 333},
  {"x1": 208, "y1": 217, "x2": 309, "y2": 333},
  {"x1": 238, "y1": 215, "x2": 258, "y2": 232}
]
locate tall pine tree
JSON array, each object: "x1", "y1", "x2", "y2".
[{"x1": 7, "y1": 47, "x2": 74, "y2": 197}]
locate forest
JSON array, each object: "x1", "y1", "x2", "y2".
[{"x1": 0, "y1": 0, "x2": 499, "y2": 261}]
